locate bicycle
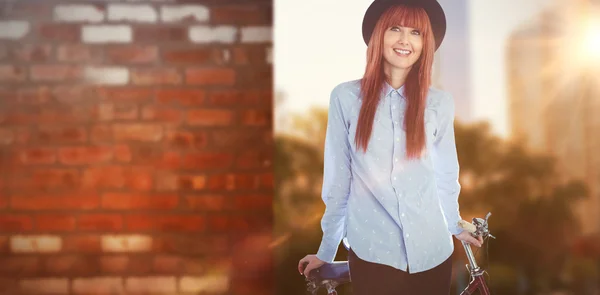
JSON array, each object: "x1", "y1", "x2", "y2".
[{"x1": 302, "y1": 212, "x2": 495, "y2": 295}]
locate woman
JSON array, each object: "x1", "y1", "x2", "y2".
[{"x1": 298, "y1": 0, "x2": 483, "y2": 294}]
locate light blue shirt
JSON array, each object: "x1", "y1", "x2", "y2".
[{"x1": 316, "y1": 79, "x2": 463, "y2": 274}]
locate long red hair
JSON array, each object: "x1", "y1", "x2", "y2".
[{"x1": 355, "y1": 5, "x2": 435, "y2": 159}]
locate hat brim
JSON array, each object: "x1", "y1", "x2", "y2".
[{"x1": 362, "y1": 0, "x2": 446, "y2": 50}]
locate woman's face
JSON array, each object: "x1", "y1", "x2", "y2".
[{"x1": 382, "y1": 25, "x2": 423, "y2": 72}]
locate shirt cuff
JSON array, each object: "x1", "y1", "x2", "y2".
[{"x1": 316, "y1": 239, "x2": 339, "y2": 263}]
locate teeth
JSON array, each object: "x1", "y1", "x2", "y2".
[{"x1": 394, "y1": 49, "x2": 411, "y2": 55}]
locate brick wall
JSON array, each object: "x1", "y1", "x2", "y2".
[{"x1": 0, "y1": 0, "x2": 273, "y2": 294}]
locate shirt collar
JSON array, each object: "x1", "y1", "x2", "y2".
[{"x1": 383, "y1": 81, "x2": 406, "y2": 99}]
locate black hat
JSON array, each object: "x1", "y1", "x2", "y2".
[{"x1": 362, "y1": 0, "x2": 447, "y2": 50}]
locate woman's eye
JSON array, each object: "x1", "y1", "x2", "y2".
[
  {"x1": 391, "y1": 26, "x2": 400, "y2": 31},
  {"x1": 412, "y1": 30, "x2": 421, "y2": 35}
]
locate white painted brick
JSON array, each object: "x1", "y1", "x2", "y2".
[
  {"x1": 126, "y1": 277, "x2": 176, "y2": 293},
  {"x1": 179, "y1": 275, "x2": 229, "y2": 293},
  {"x1": 161, "y1": 5, "x2": 209, "y2": 23},
  {"x1": 108, "y1": 4, "x2": 158, "y2": 23},
  {"x1": 102, "y1": 234, "x2": 152, "y2": 252},
  {"x1": 20, "y1": 278, "x2": 69, "y2": 294},
  {"x1": 241, "y1": 26, "x2": 272, "y2": 43},
  {"x1": 54, "y1": 5, "x2": 104, "y2": 23},
  {"x1": 84, "y1": 67, "x2": 129, "y2": 85},
  {"x1": 0, "y1": 21, "x2": 30, "y2": 40},
  {"x1": 266, "y1": 47, "x2": 272, "y2": 64},
  {"x1": 10, "y1": 235, "x2": 61, "y2": 253},
  {"x1": 189, "y1": 26, "x2": 236, "y2": 44},
  {"x1": 82, "y1": 25, "x2": 132, "y2": 43},
  {"x1": 73, "y1": 277, "x2": 124, "y2": 294}
]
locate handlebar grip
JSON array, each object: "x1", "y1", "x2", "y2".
[{"x1": 458, "y1": 220, "x2": 476, "y2": 233}]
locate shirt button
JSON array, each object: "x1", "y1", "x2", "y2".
[
  {"x1": 396, "y1": 137, "x2": 400, "y2": 142},
  {"x1": 406, "y1": 233, "x2": 410, "y2": 238},
  {"x1": 393, "y1": 177, "x2": 397, "y2": 180},
  {"x1": 401, "y1": 213, "x2": 405, "y2": 217},
  {"x1": 395, "y1": 158, "x2": 398, "y2": 162}
]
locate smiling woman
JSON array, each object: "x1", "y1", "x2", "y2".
[{"x1": 297, "y1": 1, "x2": 483, "y2": 295}]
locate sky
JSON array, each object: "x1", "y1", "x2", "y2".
[{"x1": 274, "y1": 0, "x2": 555, "y2": 137}]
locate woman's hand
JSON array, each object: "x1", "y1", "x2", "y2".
[
  {"x1": 298, "y1": 254, "x2": 326, "y2": 277},
  {"x1": 454, "y1": 230, "x2": 484, "y2": 247}
]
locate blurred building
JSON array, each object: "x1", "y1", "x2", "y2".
[
  {"x1": 435, "y1": 0, "x2": 473, "y2": 122},
  {"x1": 507, "y1": 0, "x2": 600, "y2": 234}
]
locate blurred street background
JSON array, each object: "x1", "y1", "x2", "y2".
[{"x1": 274, "y1": 0, "x2": 600, "y2": 294}]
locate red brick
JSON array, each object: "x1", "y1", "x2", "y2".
[
  {"x1": 45, "y1": 255, "x2": 95, "y2": 275},
  {"x1": 18, "y1": 147, "x2": 56, "y2": 165},
  {"x1": 233, "y1": 194, "x2": 271, "y2": 211},
  {"x1": 131, "y1": 69, "x2": 181, "y2": 85},
  {"x1": 0, "y1": 257, "x2": 41, "y2": 276},
  {"x1": 171, "y1": 235, "x2": 229, "y2": 255},
  {"x1": 95, "y1": 103, "x2": 138, "y2": 121},
  {"x1": 210, "y1": 130, "x2": 270, "y2": 149},
  {"x1": 135, "y1": 27, "x2": 187, "y2": 43},
  {"x1": 185, "y1": 195, "x2": 228, "y2": 211},
  {"x1": 82, "y1": 166, "x2": 153, "y2": 191},
  {"x1": 162, "y1": 48, "x2": 215, "y2": 64},
  {"x1": 241, "y1": 109, "x2": 270, "y2": 126},
  {"x1": 38, "y1": 24, "x2": 80, "y2": 42},
  {"x1": 153, "y1": 255, "x2": 182, "y2": 273},
  {"x1": 165, "y1": 129, "x2": 208, "y2": 149},
  {"x1": 237, "y1": 66, "x2": 271, "y2": 87},
  {"x1": 259, "y1": 173, "x2": 273, "y2": 189},
  {"x1": 232, "y1": 46, "x2": 270, "y2": 65},
  {"x1": 0, "y1": 215, "x2": 33, "y2": 232},
  {"x1": 13, "y1": 44, "x2": 53, "y2": 62},
  {"x1": 183, "y1": 153, "x2": 234, "y2": 170},
  {"x1": 211, "y1": 5, "x2": 271, "y2": 25},
  {"x1": 141, "y1": 106, "x2": 181, "y2": 123},
  {"x1": 90, "y1": 124, "x2": 112, "y2": 142},
  {"x1": 156, "y1": 89, "x2": 205, "y2": 106},
  {"x1": 30, "y1": 65, "x2": 82, "y2": 82},
  {"x1": 177, "y1": 175, "x2": 206, "y2": 191},
  {"x1": 207, "y1": 174, "x2": 236, "y2": 190},
  {"x1": 1, "y1": 86, "x2": 51, "y2": 105},
  {"x1": 5, "y1": 107, "x2": 92, "y2": 125},
  {"x1": 0, "y1": 128, "x2": 13, "y2": 145},
  {"x1": 186, "y1": 109, "x2": 234, "y2": 126},
  {"x1": 113, "y1": 123, "x2": 163, "y2": 142},
  {"x1": 36, "y1": 214, "x2": 76, "y2": 231},
  {"x1": 230, "y1": 274, "x2": 273, "y2": 295},
  {"x1": 99, "y1": 255, "x2": 128, "y2": 273},
  {"x1": 126, "y1": 215, "x2": 205, "y2": 232},
  {"x1": 106, "y1": 46, "x2": 158, "y2": 64},
  {"x1": 101, "y1": 193, "x2": 179, "y2": 210},
  {"x1": 236, "y1": 150, "x2": 271, "y2": 169},
  {"x1": 63, "y1": 235, "x2": 101, "y2": 253},
  {"x1": 5, "y1": 2, "x2": 53, "y2": 18},
  {"x1": 97, "y1": 87, "x2": 154, "y2": 103},
  {"x1": 58, "y1": 146, "x2": 113, "y2": 165},
  {"x1": 114, "y1": 144, "x2": 132, "y2": 162},
  {"x1": 10, "y1": 194, "x2": 100, "y2": 210},
  {"x1": 186, "y1": 68, "x2": 235, "y2": 85},
  {"x1": 229, "y1": 214, "x2": 271, "y2": 232},
  {"x1": 78, "y1": 214, "x2": 123, "y2": 231},
  {"x1": 57, "y1": 45, "x2": 103, "y2": 63},
  {"x1": 35, "y1": 126, "x2": 87, "y2": 144},
  {"x1": 209, "y1": 216, "x2": 229, "y2": 232},
  {"x1": 0, "y1": 65, "x2": 26, "y2": 82},
  {"x1": 209, "y1": 89, "x2": 270, "y2": 107},
  {"x1": 53, "y1": 86, "x2": 98, "y2": 104},
  {"x1": 127, "y1": 146, "x2": 181, "y2": 169},
  {"x1": 15, "y1": 169, "x2": 81, "y2": 190}
]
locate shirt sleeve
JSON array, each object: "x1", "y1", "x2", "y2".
[
  {"x1": 316, "y1": 87, "x2": 352, "y2": 263},
  {"x1": 431, "y1": 93, "x2": 463, "y2": 236}
]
